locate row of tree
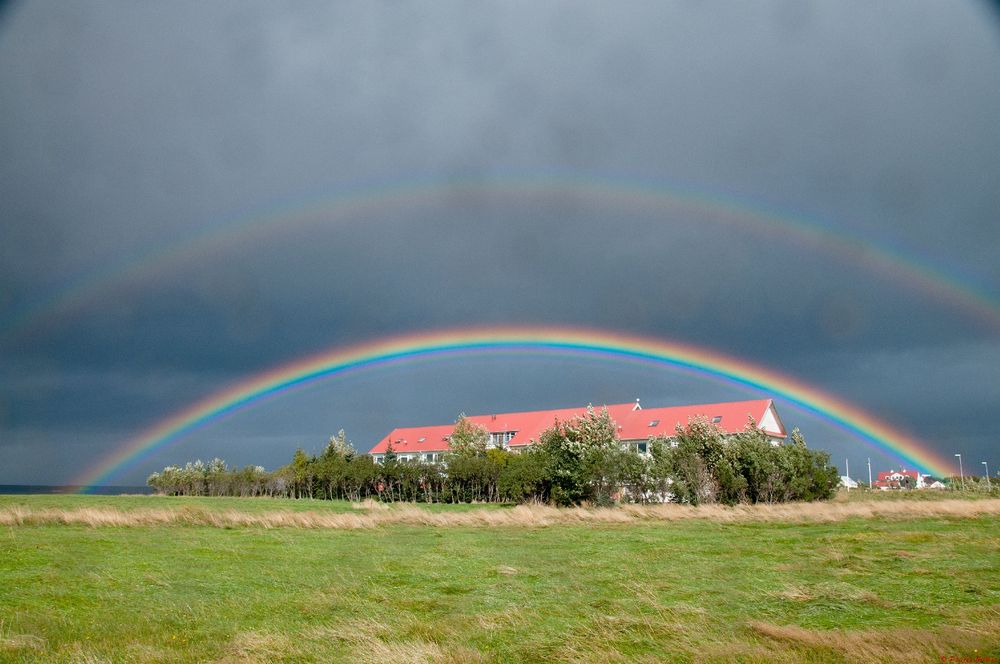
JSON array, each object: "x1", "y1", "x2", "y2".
[
  {"x1": 146, "y1": 459, "x2": 278, "y2": 497},
  {"x1": 147, "y1": 409, "x2": 840, "y2": 505}
]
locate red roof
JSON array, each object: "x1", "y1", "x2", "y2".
[
  {"x1": 877, "y1": 469, "x2": 919, "y2": 482},
  {"x1": 369, "y1": 399, "x2": 784, "y2": 454}
]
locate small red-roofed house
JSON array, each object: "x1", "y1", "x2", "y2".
[
  {"x1": 368, "y1": 398, "x2": 786, "y2": 464},
  {"x1": 872, "y1": 468, "x2": 926, "y2": 490}
]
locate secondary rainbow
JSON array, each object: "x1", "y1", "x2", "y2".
[
  {"x1": 7, "y1": 177, "x2": 999, "y2": 341},
  {"x1": 75, "y1": 326, "x2": 956, "y2": 488}
]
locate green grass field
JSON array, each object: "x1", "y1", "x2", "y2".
[{"x1": 2, "y1": 495, "x2": 998, "y2": 663}]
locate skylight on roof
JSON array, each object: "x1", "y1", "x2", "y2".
[
  {"x1": 418, "y1": 437, "x2": 426, "y2": 442},
  {"x1": 648, "y1": 419, "x2": 660, "y2": 427},
  {"x1": 711, "y1": 416, "x2": 722, "y2": 423}
]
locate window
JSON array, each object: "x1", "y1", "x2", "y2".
[
  {"x1": 648, "y1": 419, "x2": 659, "y2": 427},
  {"x1": 489, "y1": 431, "x2": 517, "y2": 447},
  {"x1": 637, "y1": 441, "x2": 648, "y2": 454},
  {"x1": 711, "y1": 416, "x2": 722, "y2": 423},
  {"x1": 424, "y1": 453, "x2": 434, "y2": 462}
]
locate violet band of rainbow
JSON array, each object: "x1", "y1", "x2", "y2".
[
  {"x1": 74, "y1": 326, "x2": 956, "y2": 489},
  {"x1": 6, "y1": 178, "x2": 998, "y2": 343}
]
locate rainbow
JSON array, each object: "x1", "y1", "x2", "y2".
[
  {"x1": 6, "y1": 177, "x2": 999, "y2": 341},
  {"x1": 75, "y1": 326, "x2": 957, "y2": 489}
]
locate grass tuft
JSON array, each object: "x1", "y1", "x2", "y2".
[
  {"x1": 746, "y1": 618, "x2": 1000, "y2": 663},
  {"x1": 0, "y1": 619, "x2": 46, "y2": 654}
]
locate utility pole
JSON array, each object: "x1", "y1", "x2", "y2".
[
  {"x1": 867, "y1": 457, "x2": 872, "y2": 489},
  {"x1": 955, "y1": 454, "x2": 965, "y2": 491},
  {"x1": 845, "y1": 458, "x2": 850, "y2": 492},
  {"x1": 983, "y1": 462, "x2": 991, "y2": 490}
]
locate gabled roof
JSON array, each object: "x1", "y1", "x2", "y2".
[
  {"x1": 877, "y1": 469, "x2": 919, "y2": 482},
  {"x1": 369, "y1": 399, "x2": 784, "y2": 455}
]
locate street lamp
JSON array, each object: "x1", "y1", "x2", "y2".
[
  {"x1": 983, "y1": 462, "x2": 991, "y2": 490},
  {"x1": 955, "y1": 454, "x2": 965, "y2": 491}
]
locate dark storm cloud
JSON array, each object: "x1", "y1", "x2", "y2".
[{"x1": 0, "y1": 0, "x2": 998, "y2": 483}]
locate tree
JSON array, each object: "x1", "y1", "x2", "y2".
[
  {"x1": 289, "y1": 448, "x2": 314, "y2": 499},
  {"x1": 498, "y1": 448, "x2": 548, "y2": 503},
  {"x1": 728, "y1": 419, "x2": 774, "y2": 504},
  {"x1": 205, "y1": 458, "x2": 229, "y2": 496},
  {"x1": 664, "y1": 417, "x2": 725, "y2": 505},
  {"x1": 536, "y1": 420, "x2": 584, "y2": 506},
  {"x1": 779, "y1": 428, "x2": 839, "y2": 501},
  {"x1": 646, "y1": 436, "x2": 675, "y2": 502},
  {"x1": 655, "y1": 418, "x2": 839, "y2": 506},
  {"x1": 537, "y1": 406, "x2": 622, "y2": 506},
  {"x1": 378, "y1": 443, "x2": 399, "y2": 501},
  {"x1": 447, "y1": 414, "x2": 490, "y2": 457},
  {"x1": 344, "y1": 455, "x2": 377, "y2": 501},
  {"x1": 325, "y1": 429, "x2": 354, "y2": 459},
  {"x1": 444, "y1": 454, "x2": 499, "y2": 503}
]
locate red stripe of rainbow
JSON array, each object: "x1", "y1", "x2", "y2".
[
  {"x1": 74, "y1": 326, "x2": 956, "y2": 488},
  {"x1": 7, "y1": 178, "x2": 999, "y2": 342}
]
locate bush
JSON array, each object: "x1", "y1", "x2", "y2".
[
  {"x1": 497, "y1": 448, "x2": 548, "y2": 502},
  {"x1": 655, "y1": 419, "x2": 839, "y2": 505}
]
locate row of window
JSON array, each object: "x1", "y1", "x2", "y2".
[
  {"x1": 489, "y1": 431, "x2": 517, "y2": 447},
  {"x1": 646, "y1": 416, "x2": 722, "y2": 427},
  {"x1": 406, "y1": 431, "x2": 519, "y2": 450},
  {"x1": 373, "y1": 453, "x2": 443, "y2": 464},
  {"x1": 375, "y1": 440, "x2": 664, "y2": 464},
  {"x1": 374, "y1": 432, "x2": 782, "y2": 465},
  {"x1": 404, "y1": 419, "x2": 733, "y2": 453}
]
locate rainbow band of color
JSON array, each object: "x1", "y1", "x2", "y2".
[
  {"x1": 75, "y1": 326, "x2": 956, "y2": 488},
  {"x1": 7, "y1": 177, "x2": 999, "y2": 341}
]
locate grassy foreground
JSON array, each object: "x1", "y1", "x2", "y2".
[{"x1": 1, "y1": 496, "x2": 998, "y2": 663}]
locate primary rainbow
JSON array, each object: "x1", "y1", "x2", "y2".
[{"x1": 75, "y1": 326, "x2": 956, "y2": 488}]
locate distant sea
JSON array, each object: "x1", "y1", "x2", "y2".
[{"x1": 0, "y1": 485, "x2": 154, "y2": 495}]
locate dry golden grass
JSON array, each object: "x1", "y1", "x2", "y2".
[
  {"x1": 772, "y1": 582, "x2": 891, "y2": 608},
  {"x1": 3, "y1": 498, "x2": 1000, "y2": 529},
  {"x1": 0, "y1": 619, "x2": 46, "y2": 655},
  {"x1": 745, "y1": 614, "x2": 1000, "y2": 663},
  {"x1": 217, "y1": 631, "x2": 295, "y2": 664},
  {"x1": 548, "y1": 583, "x2": 715, "y2": 663},
  {"x1": 351, "y1": 498, "x2": 391, "y2": 511},
  {"x1": 0, "y1": 633, "x2": 46, "y2": 654},
  {"x1": 304, "y1": 619, "x2": 486, "y2": 664},
  {"x1": 56, "y1": 642, "x2": 112, "y2": 664}
]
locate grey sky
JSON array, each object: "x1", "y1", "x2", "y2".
[{"x1": 1, "y1": 0, "x2": 998, "y2": 485}]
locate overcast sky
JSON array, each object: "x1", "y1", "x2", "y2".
[{"x1": 1, "y1": 0, "x2": 998, "y2": 485}]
